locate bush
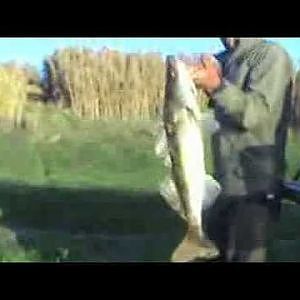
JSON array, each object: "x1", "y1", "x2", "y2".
[{"x1": 0, "y1": 66, "x2": 28, "y2": 130}]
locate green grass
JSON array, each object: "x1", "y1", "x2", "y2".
[{"x1": 0, "y1": 106, "x2": 299, "y2": 261}]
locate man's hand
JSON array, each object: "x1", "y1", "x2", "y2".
[{"x1": 188, "y1": 54, "x2": 222, "y2": 95}]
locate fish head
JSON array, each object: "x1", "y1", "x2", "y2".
[{"x1": 165, "y1": 55, "x2": 198, "y2": 110}]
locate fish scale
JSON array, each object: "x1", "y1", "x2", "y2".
[{"x1": 160, "y1": 56, "x2": 222, "y2": 262}]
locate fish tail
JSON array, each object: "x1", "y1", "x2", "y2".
[{"x1": 171, "y1": 224, "x2": 220, "y2": 262}]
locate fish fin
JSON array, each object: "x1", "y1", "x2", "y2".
[
  {"x1": 159, "y1": 176, "x2": 186, "y2": 219},
  {"x1": 203, "y1": 175, "x2": 222, "y2": 210},
  {"x1": 154, "y1": 127, "x2": 172, "y2": 168},
  {"x1": 155, "y1": 128, "x2": 167, "y2": 157},
  {"x1": 198, "y1": 112, "x2": 220, "y2": 134}
]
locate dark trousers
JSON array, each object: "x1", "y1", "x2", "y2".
[{"x1": 203, "y1": 194, "x2": 277, "y2": 262}]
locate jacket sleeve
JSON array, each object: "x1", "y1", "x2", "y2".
[{"x1": 211, "y1": 45, "x2": 292, "y2": 130}]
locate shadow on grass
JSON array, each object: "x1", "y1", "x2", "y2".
[
  {"x1": 1, "y1": 180, "x2": 300, "y2": 262},
  {"x1": 0, "y1": 180, "x2": 187, "y2": 262}
]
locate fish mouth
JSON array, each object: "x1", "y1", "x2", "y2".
[
  {"x1": 165, "y1": 55, "x2": 180, "y2": 101},
  {"x1": 166, "y1": 55, "x2": 178, "y2": 79},
  {"x1": 166, "y1": 55, "x2": 191, "y2": 85}
]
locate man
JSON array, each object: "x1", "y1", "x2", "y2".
[{"x1": 190, "y1": 38, "x2": 294, "y2": 262}]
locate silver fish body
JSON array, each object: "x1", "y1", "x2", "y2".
[{"x1": 163, "y1": 56, "x2": 221, "y2": 262}]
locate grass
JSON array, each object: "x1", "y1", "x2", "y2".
[{"x1": 0, "y1": 107, "x2": 299, "y2": 261}]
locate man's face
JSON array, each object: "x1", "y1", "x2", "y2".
[{"x1": 220, "y1": 38, "x2": 237, "y2": 50}]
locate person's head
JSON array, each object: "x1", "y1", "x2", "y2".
[{"x1": 220, "y1": 38, "x2": 239, "y2": 50}]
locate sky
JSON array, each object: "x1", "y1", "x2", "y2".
[{"x1": 1, "y1": 38, "x2": 300, "y2": 72}]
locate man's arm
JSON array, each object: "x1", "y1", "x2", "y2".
[{"x1": 211, "y1": 45, "x2": 293, "y2": 130}]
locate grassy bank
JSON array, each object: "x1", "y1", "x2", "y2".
[{"x1": 0, "y1": 108, "x2": 299, "y2": 261}]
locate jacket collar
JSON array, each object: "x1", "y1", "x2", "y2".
[
  {"x1": 224, "y1": 38, "x2": 264, "y2": 67},
  {"x1": 235, "y1": 38, "x2": 264, "y2": 53}
]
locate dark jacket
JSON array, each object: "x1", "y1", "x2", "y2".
[{"x1": 211, "y1": 38, "x2": 294, "y2": 198}]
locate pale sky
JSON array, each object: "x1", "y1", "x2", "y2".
[{"x1": 0, "y1": 38, "x2": 299, "y2": 72}]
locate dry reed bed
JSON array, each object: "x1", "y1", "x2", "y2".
[{"x1": 43, "y1": 48, "x2": 166, "y2": 120}]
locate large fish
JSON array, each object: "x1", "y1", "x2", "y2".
[{"x1": 160, "y1": 55, "x2": 221, "y2": 262}]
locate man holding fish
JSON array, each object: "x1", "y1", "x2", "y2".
[{"x1": 187, "y1": 38, "x2": 294, "y2": 262}]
